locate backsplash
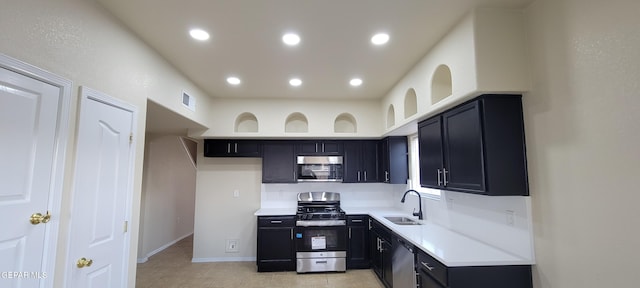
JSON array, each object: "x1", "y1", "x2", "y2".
[
  {"x1": 262, "y1": 183, "x2": 534, "y2": 261},
  {"x1": 261, "y1": 183, "x2": 405, "y2": 208},
  {"x1": 396, "y1": 190, "x2": 535, "y2": 261}
]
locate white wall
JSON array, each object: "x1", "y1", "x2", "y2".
[
  {"x1": 138, "y1": 135, "x2": 196, "y2": 262},
  {"x1": 474, "y1": 8, "x2": 530, "y2": 93},
  {"x1": 193, "y1": 157, "x2": 404, "y2": 261},
  {"x1": 202, "y1": 97, "x2": 382, "y2": 138},
  {"x1": 524, "y1": 0, "x2": 640, "y2": 287},
  {"x1": 0, "y1": 0, "x2": 212, "y2": 286},
  {"x1": 380, "y1": 8, "x2": 530, "y2": 135},
  {"x1": 380, "y1": 11, "x2": 478, "y2": 133},
  {"x1": 193, "y1": 155, "x2": 262, "y2": 261}
]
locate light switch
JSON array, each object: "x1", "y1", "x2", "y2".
[{"x1": 233, "y1": 189, "x2": 239, "y2": 198}]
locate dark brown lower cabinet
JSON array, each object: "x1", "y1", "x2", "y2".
[
  {"x1": 347, "y1": 215, "x2": 369, "y2": 269},
  {"x1": 256, "y1": 216, "x2": 295, "y2": 272},
  {"x1": 416, "y1": 249, "x2": 532, "y2": 288},
  {"x1": 369, "y1": 219, "x2": 393, "y2": 288}
]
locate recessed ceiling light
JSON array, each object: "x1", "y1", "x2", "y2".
[
  {"x1": 371, "y1": 33, "x2": 389, "y2": 45},
  {"x1": 350, "y1": 78, "x2": 363, "y2": 87},
  {"x1": 289, "y1": 78, "x2": 302, "y2": 87},
  {"x1": 226, "y1": 76, "x2": 241, "y2": 85},
  {"x1": 282, "y1": 33, "x2": 301, "y2": 46},
  {"x1": 189, "y1": 29, "x2": 210, "y2": 41}
]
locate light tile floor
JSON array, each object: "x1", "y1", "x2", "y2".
[{"x1": 136, "y1": 235, "x2": 385, "y2": 288}]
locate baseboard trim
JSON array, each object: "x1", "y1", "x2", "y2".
[
  {"x1": 191, "y1": 257, "x2": 256, "y2": 263},
  {"x1": 139, "y1": 232, "x2": 193, "y2": 263}
]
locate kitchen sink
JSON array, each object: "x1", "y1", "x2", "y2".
[{"x1": 384, "y1": 216, "x2": 421, "y2": 225}]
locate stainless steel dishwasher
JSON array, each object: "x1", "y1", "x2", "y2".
[{"x1": 392, "y1": 237, "x2": 417, "y2": 288}]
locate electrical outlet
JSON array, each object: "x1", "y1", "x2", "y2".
[
  {"x1": 505, "y1": 210, "x2": 515, "y2": 226},
  {"x1": 226, "y1": 239, "x2": 239, "y2": 253},
  {"x1": 446, "y1": 197, "x2": 454, "y2": 209}
]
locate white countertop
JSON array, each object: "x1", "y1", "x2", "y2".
[
  {"x1": 255, "y1": 206, "x2": 534, "y2": 267},
  {"x1": 254, "y1": 208, "x2": 296, "y2": 216}
]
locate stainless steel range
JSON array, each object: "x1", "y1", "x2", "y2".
[{"x1": 294, "y1": 192, "x2": 347, "y2": 273}]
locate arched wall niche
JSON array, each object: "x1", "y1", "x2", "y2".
[
  {"x1": 285, "y1": 112, "x2": 308, "y2": 133},
  {"x1": 234, "y1": 112, "x2": 258, "y2": 133},
  {"x1": 387, "y1": 104, "x2": 395, "y2": 128},
  {"x1": 431, "y1": 64, "x2": 453, "y2": 104},
  {"x1": 404, "y1": 88, "x2": 418, "y2": 119},
  {"x1": 334, "y1": 113, "x2": 357, "y2": 133}
]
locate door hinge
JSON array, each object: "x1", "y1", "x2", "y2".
[
  {"x1": 124, "y1": 221, "x2": 128, "y2": 233},
  {"x1": 129, "y1": 133, "x2": 133, "y2": 145}
]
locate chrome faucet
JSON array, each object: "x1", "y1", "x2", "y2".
[{"x1": 400, "y1": 189, "x2": 423, "y2": 220}]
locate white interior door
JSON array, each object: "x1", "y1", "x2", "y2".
[
  {"x1": 66, "y1": 87, "x2": 136, "y2": 288},
  {"x1": 0, "y1": 65, "x2": 66, "y2": 288}
]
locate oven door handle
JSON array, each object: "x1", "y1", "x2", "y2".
[{"x1": 296, "y1": 220, "x2": 346, "y2": 227}]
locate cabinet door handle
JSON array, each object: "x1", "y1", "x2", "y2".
[
  {"x1": 437, "y1": 169, "x2": 442, "y2": 186},
  {"x1": 227, "y1": 143, "x2": 231, "y2": 153},
  {"x1": 443, "y1": 168, "x2": 449, "y2": 186},
  {"x1": 270, "y1": 220, "x2": 282, "y2": 224},
  {"x1": 291, "y1": 228, "x2": 294, "y2": 240},
  {"x1": 349, "y1": 227, "x2": 352, "y2": 239},
  {"x1": 234, "y1": 143, "x2": 238, "y2": 153},
  {"x1": 364, "y1": 171, "x2": 367, "y2": 182},
  {"x1": 385, "y1": 171, "x2": 389, "y2": 182},
  {"x1": 357, "y1": 171, "x2": 361, "y2": 182},
  {"x1": 352, "y1": 219, "x2": 363, "y2": 223},
  {"x1": 315, "y1": 143, "x2": 319, "y2": 153},
  {"x1": 368, "y1": 219, "x2": 372, "y2": 230},
  {"x1": 421, "y1": 261, "x2": 435, "y2": 271},
  {"x1": 322, "y1": 143, "x2": 325, "y2": 152}
]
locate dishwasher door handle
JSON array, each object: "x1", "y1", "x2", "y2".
[
  {"x1": 397, "y1": 238, "x2": 414, "y2": 253},
  {"x1": 421, "y1": 261, "x2": 435, "y2": 271}
]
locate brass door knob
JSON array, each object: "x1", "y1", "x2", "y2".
[
  {"x1": 30, "y1": 211, "x2": 51, "y2": 225},
  {"x1": 77, "y1": 257, "x2": 93, "y2": 268}
]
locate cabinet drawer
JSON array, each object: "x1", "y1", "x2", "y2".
[
  {"x1": 258, "y1": 216, "x2": 295, "y2": 227},
  {"x1": 347, "y1": 215, "x2": 367, "y2": 226},
  {"x1": 417, "y1": 250, "x2": 448, "y2": 287}
]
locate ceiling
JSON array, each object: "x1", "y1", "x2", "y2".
[{"x1": 96, "y1": 0, "x2": 533, "y2": 101}]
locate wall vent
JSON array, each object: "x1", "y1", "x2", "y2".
[{"x1": 181, "y1": 91, "x2": 196, "y2": 112}]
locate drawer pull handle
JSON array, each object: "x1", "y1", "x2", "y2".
[
  {"x1": 421, "y1": 261, "x2": 435, "y2": 271},
  {"x1": 443, "y1": 168, "x2": 449, "y2": 186},
  {"x1": 351, "y1": 219, "x2": 363, "y2": 223},
  {"x1": 270, "y1": 220, "x2": 282, "y2": 224}
]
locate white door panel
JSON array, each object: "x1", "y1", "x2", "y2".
[
  {"x1": 67, "y1": 88, "x2": 136, "y2": 288},
  {"x1": 0, "y1": 66, "x2": 62, "y2": 288}
]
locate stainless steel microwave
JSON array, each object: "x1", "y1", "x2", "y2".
[{"x1": 296, "y1": 156, "x2": 343, "y2": 182}]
